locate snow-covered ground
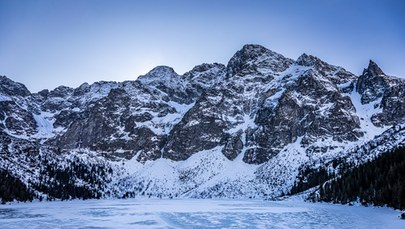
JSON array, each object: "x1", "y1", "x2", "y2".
[{"x1": 0, "y1": 199, "x2": 403, "y2": 228}]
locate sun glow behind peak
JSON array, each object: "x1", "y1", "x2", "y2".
[{"x1": 0, "y1": 0, "x2": 404, "y2": 92}]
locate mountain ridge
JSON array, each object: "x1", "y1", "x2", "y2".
[{"x1": 1, "y1": 44, "x2": 405, "y2": 202}]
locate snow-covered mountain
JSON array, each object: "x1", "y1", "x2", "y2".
[{"x1": 1, "y1": 44, "x2": 405, "y2": 202}]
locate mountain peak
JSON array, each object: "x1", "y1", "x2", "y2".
[
  {"x1": 240, "y1": 44, "x2": 269, "y2": 53},
  {"x1": 226, "y1": 44, "x2": 293, "y2": 76},
  {"x1": 138, "y1": 66, "x2": 179, "y2": 84},
  {"x1": 356, "y1": 60, "x2": 389, "y2": 104},
  {"x1": 146, "y1": 66, "x2": 178, "y2": 77},
  {"x1": 0, "y1": 75, "x2": 31, "y2": 97},
  {"x1": 188, "y1": 63, "x2": 225, "y2": 73},
  {"x1": 296, "y1": 53, "x2": 324, "y2": 67},
  {"x1": 363, "y1": 60, "x2": 385, "y2": 76}
]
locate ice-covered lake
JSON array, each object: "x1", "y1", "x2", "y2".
[{"x1": 0, "y1": 198, "x2": 404, "y2": 228}]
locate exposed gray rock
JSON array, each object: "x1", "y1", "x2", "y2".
[
  {"x1": 0, "y1": 101, "x2": 37, "y2": 136},
  {"x1": 356, "y1": 60, "x2": 405, "y2": 126},
  {"x1": 222, "y1": 130, "x2": 244, "y2": 160},
  {"x1": 163, "y1": 89, "x2": 228, "y2": 161},
  {"x1": 242, "y1": 56, "x2": 361, "y2": 164},
  {"x1": 227, "y1": 44, "x2": 294, "y2": 78},
  {"x1": 372, "y1": 81, "x2": 405, "y2": 126},
  {"x1": 0, "y1": 75, "x2": 31, "y2": 97},
  {"x1": 356, "y1": 60, "x2": 390, "y2": 104}
]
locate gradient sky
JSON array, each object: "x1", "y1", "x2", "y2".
[{"x1": 1, "y1": 0, "x2": 404, "y2": 92}]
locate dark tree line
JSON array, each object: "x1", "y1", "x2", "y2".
[
  {"x1": 0, "y1": 169, "x2": 34, "y2": 203},
  {"x1": 33, "y1": 159, "x2": 112, "y2": 201},
  {"x1": 317, "y1": 146, "x2": 405, "y2": 209},
  {"x1": 289, "y1": 167, "x2": 332, "y2": 195},
  {"x1": 1, "y1": 152, "x2": 113, "y2": 203}
]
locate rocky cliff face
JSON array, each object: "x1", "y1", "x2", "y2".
[
  {"x1": 356, "y1": 60, "x2": 405, "y2": 126},
  {"x1": 1, "y1": 44, "x2": 405, "y2": 201}
]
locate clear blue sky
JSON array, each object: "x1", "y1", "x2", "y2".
[{"x1": 1, "y1": 0, "x2": 404, "y2": 92}]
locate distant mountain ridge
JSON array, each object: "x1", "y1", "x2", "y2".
[{"x1": 1, "y1": 44, "x2": 405, "y2": 203}]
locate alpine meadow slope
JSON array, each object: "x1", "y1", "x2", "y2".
[{"x1": 1, "y1": 44, "x2": 405, "y2": 206}]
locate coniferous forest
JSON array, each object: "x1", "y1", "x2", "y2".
[
  {"x1": 317, "y1": 146, "x2": 405, "y2": 209},
  {"x1": 0, "y1": 153, "x2": 113, "y2": 203},
  {"x1": 0, "y1": 169, "x2": 34, "y2": 203}
]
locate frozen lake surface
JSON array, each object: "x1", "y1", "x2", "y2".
[{"x1": 0, "y1": 198, "x2": 404, "y2": 228}]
